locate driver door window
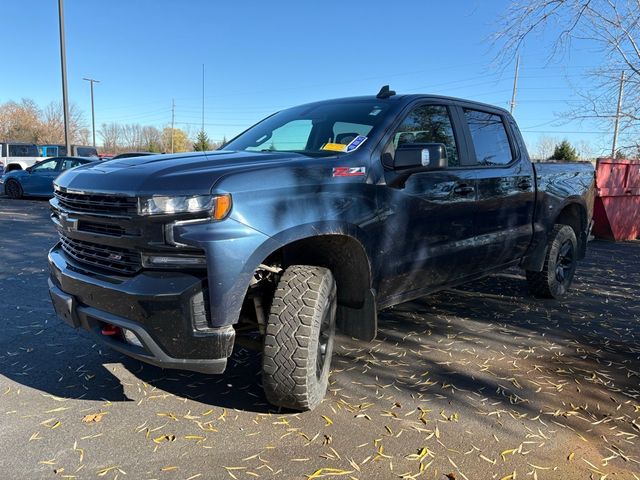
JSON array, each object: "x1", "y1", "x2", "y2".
[
  {"x1": 32, "y1": 159, "x2": 60, "y2": 172},
  {"x1": 391, "y1": 105, "x2": 459, "y2": 167}
]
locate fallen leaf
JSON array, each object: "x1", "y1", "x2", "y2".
[
  {"x1": 82, "y1": 412, "x2": 107, "y2": 423},
  {"x1": 153, "y1": 434, "x2": 176, "y2": 444}
]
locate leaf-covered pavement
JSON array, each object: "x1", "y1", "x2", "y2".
[{"x1": 1, "y1": 198, "x2": 638, "y2": 479}]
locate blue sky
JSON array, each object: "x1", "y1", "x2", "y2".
[{"x1": 1, "y1": 0, "x2": 614, "y2": 155}]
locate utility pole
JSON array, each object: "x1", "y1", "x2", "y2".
[
  {"x1": 509, "y1": 54, "x2": 520, "y2": 115},
  {"x1": 83, "y1": 77, "x2": 100, "y2": 147},
  {"x1": 171, "y1": 99, "x2": 175, "y2": 154},
  {"x1": 58, "y1": 0, "x2": 71, "y2": 155},
  {"x1": 201, "y1": 64, "x2": 205, "y2": 133},
  {"x1": 611, "y1": 70, "x2": 625, "y2": 158}
]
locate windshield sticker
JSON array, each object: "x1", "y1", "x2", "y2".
[
  {"x1": 369, "y1": 107, "x2": 383, "y2": 116},
  {"x1": 346, "y1": 135, "x2": 367, "y2": 152},
  {"x1": 333, "y1": 166, "x2": 366, "y2": 177},
  {"x1": 321, "y1": 142, "x2": 348, "y2": 152}
]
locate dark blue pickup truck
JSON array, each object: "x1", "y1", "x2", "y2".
[{"x1": 48, "y1": 87, "x2": 595, "y2": 410}]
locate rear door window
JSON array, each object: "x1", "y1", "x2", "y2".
[
  {"x1": 61, "y1": 159, "x2": 84, "y2": 170},
  {"x1": 76, "y1": 147, "x2": 98, "y2": 157},
  {"x1": 464, "y1": 109, "x2": 513, "y2": 166}
]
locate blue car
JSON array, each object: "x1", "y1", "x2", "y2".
[{"x1": 1, "y1": 156, "x2": 96, "y2": 199}]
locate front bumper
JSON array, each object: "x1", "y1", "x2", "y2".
[{"x1": 48, "y1": 243, "x2": 235, "y2": 374}]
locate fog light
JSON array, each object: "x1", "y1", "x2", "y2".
[
  {"x1": 122, "y1": 328, "x2": 143, "y2": 348},
  {"x1": 142, "y1": 254, "x2": 207, "y2": 268}
]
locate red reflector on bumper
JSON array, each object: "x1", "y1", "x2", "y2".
[{"x1": 101, "y1": 324, "x2": 121, "y2": 336}]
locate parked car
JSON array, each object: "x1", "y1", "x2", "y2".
[
  {"x1": 1, "y1": 142, "x2": 41, "y2": 173},
  {"x1": 1, "y1": 156, "x2": 96, "y2": 198},
  {"x1": 39, "y1": 145, "x2": 99, "y2": 158},
  {"x1": 48, "y1": 88, "x2": 595, "y2": 411},
  {"x1": 109, "y1": 152, "x2": 157, "y2": 160}
]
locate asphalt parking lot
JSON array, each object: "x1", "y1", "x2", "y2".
[{"x1": 1, "y1": 197, "x2": 639, "y2": 480}]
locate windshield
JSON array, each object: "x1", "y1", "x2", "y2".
[{"x1": 223, "y1": 100, "x2": 391, "y2": 156}]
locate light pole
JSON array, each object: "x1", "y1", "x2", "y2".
[
  {"x1": 58, "y1": 0, "x2": 71, "y2": 154},
  {"x1": 83, "y1": 77, "x2": 100, "y2": 147}
]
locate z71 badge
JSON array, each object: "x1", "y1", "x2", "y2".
[{"x1": 332, "y1": 166, "x2": 366, "y2": 177}]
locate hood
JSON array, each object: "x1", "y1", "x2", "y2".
[{"x1": 54, "y1": 150, "x2": 309, "y2": 196}]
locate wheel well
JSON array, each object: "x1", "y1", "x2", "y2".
[
  {"x1": 268, "y1": 234, "x2": 371, "y2": 309},
  {"x1": 555, "y1": 203, "x2": 586, "y2": 250},
  {"x1": 4, "y1": 164, "x2": 22, "y2": 173}
]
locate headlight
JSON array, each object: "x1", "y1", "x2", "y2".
[{"x1": 138, "y1": 194, "x2": 232, "y2": 218}]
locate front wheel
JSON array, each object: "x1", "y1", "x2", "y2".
[
  {"x1": 5, "y1": 179, "x2": 23, "y2": 199},
  {"x1": 526, "y1": 224, "x2": 578, "y2": 299},
  {"x1": 262, "y1": 265, "x2": 337, "y2": 411}
]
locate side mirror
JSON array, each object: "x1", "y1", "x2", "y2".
[{"x1": 390, "y1": 143, "x2": 448, "y2": 170}]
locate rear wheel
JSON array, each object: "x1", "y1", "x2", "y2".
[
  {"x1": 526, "y1": 224, "x2": 578, "y2": 298},
  {"x1": 262, "y1": 265, "x2": 336, "y2": 411},
  {"x1": 5, "y1": 179, "x2": 23, "y2": 199}
]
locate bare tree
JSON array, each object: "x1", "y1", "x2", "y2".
[
  {"x1": 533, "y1": 135, "x2": 560, "y2": 160},
  {"x1": 40, "y1": 101, "x2": 87, "y2": 144},
  {"x1": 0, "y1": 99, "x2": 42, "y2": 142},
  {"x1": 141, "y1": 126, "x2": 162, "y2": 152},
  {"x1": 121, "y1": 123, "x2": 143, "y2": 150},
  {"x1": 99, "y1": 122, "x2": 123, "y2": 152},
  {"x1": 495, "y1": 0, "x2": 640, "y2": 155}
]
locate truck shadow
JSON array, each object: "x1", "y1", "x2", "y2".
[
  {"x1": 1, "y1": 196, "x2": 637, "y2": 429},
  {"x1": 118, "y1": 241, "x2": 639, "y2": 428}
]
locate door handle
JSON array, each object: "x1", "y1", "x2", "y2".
[
  {"x1": 517, "y1": 179, "x2": 532, "y2": 190},
  {"x1": 453, "y1": 184, "x2": 475, "y2": 195}
]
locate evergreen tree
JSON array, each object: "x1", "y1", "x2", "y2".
[
  {"x1": 549, "y1": 140, "x2": 579, "y2": 161},
  {"x1": 193, "y1": 130, "x2": 211, "y2": 151}
]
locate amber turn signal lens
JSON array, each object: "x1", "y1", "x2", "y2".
[{"x1": 213, "y1": 194, "x2": 232, "y2": 220}]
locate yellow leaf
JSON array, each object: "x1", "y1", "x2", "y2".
[
  {"x1": 153, "y1": 434, "x2": 176, "y2": 444},
  {"x1": 96, "y1": 466, "x2": 118, "y2": 477},
  {"x1": 500, "y1": 448, "x2": 517, "y2": 461},
  {"x1": 157, "y1": 412, "x2": 179, "y2": 421},
  {"x1": 82, "y1": 412, "x2": 107, "y2": 423},
  {"x1": 321, "y1": 415, "x2": 333, "y2": 426}
]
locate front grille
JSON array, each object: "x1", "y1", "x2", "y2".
[
  {"x1": 59, "y1": 233, "x2": 141, "y2": 275},
  {"x1": 54, "y1": 189, "x2": 137, "y2": 217},
  {"x1": 77, "y1": 220, "x2": 126, "y2": 237}
]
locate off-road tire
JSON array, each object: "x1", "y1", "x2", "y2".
[
  {"x1": 5, "y1": 179, "x2": 23, "y2": 199},
  {"x1": 526, "y1": 224, "x2": 578, "y2": 299},
  {"x1": 262, "y1": 265, "x2": 337, "y2": 411}
]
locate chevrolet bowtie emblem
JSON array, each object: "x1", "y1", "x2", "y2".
[{"x1": 59, "y1": 212, "x2": 78, "y2": 231}]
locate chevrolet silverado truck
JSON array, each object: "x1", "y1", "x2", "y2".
[{"x1": 48, "y1": 87, "x2": 595, "y2": 411}]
